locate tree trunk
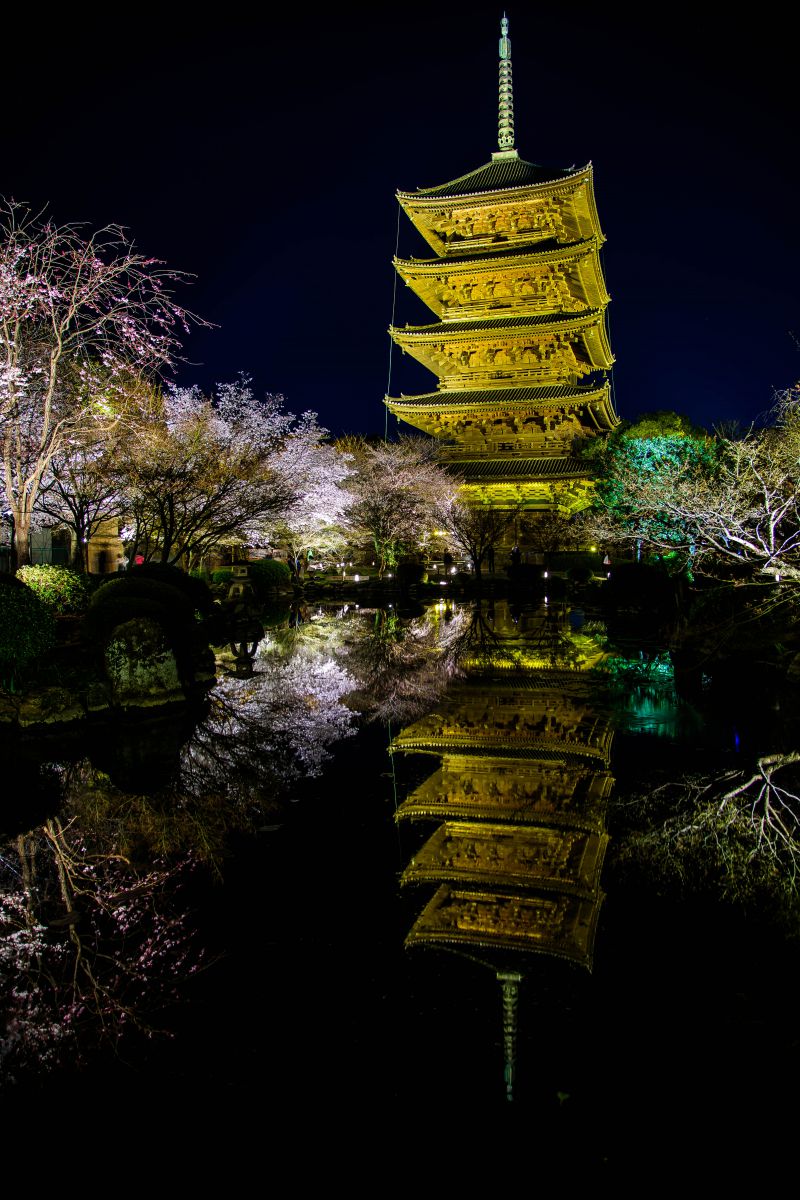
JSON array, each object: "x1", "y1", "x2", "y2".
[
  {"x1": 72, "y1": 534, "x2": 87, "y2": 573},
  {"x1": 13, "y1": 513, "x2": 31, "y2": 568}
]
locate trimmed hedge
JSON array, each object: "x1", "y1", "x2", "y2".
[
  {"x1": 249, "y1": 559, "x2": 291, "y2": 597},
  {"x1": 17, "y1": 564, "x2": 92, "y2": 615}
]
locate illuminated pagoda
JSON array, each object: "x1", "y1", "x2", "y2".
[{"x1": 386, "y1": 17, "x2": 618, "y2": 515}]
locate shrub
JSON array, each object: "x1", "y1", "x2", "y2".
[
  {"x1": 17, "y1": 564, "x2": 92, "y2": 615},
  {"x1": 211, "y1": 568, "x2": 233, "y2": 586},
  {"x1": 0, "y1": 580, "x2": 56, "y2": 682},
  {"x1": 248, "y1": 559, "x2": 291, "y2": 598},
  {"x1": 127, "y1": 562, "x2": 214, "y2": 615}
]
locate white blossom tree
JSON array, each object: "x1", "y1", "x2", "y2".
[
  {"x1": 261, "y1": 422, "x2": 353, "y2": 579},
  {"x1": 344, "y1": 436, "x2": 456, "y2": 576},
  {"x1": 117, "y1": 379, "x2": 303, "y2": 568}
]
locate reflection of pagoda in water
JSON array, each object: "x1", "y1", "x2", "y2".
[{"x1": 391, "y1": 600, "x2": 613, "y2": 1098}]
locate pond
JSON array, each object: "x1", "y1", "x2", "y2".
[{"x1": 2, "y1": 597, "x2": 798, "y2": 1166}]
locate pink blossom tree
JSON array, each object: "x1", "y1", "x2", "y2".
[{"x1": 0, "y1": 199, "x2": 202, "y2": 567}]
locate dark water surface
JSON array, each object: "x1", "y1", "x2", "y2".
[{"x1": 2, "y1": 599, "x2": 798, "y2": 1168}]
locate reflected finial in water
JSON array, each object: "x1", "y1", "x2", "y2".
[{"x1": 498, "y1": 970, "x2": 522, "y2": 1102}]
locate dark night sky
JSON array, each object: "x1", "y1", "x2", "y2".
[{"x1": 5, "y1": 3, "x2": 798, "y2": 436}]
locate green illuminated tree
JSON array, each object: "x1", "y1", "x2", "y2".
[
  {"x1": 582, "y1": 411, "x2": 720, "y2": 570},
  {"x1": 585, "y1": 393, "x2": 800, "y2": 587}
]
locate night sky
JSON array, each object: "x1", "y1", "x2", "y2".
[{"x1": 6, "y1": 3, "x2": 798, "y2": 436}]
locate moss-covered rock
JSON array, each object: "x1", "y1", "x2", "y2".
[{"x1": 104, "y1": 617, "x2": 185, "y2": 709}]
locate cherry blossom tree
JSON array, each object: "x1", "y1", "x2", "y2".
[
  {"x1": 343, "y1": 602, "x2": 469, "y2": 724},
  {"x1": 261, "y1": 420, "x2": 353, "y2": 579},
  {"x1": 344, "y1": 437, "x2": 456, "y2": 576},
  {"x1": 117, "y1": 379, "x2": 302, "y2": 568},
  {"x1": 34, "y1": 404, "x2": 126, "y2": 572},
  {"x1": 436, "y1": 497, "x2": 520, "y2": 582},
  {"x1": 0, "y1": 199, "x2": 202, "y2": 567}
]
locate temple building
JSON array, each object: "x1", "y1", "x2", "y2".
[{"x1": 386, "y1": 17, "x2": 618, "y2": 515}]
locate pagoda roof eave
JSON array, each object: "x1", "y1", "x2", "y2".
[
  {"x1": 397, "y1": 158, "x2": 590, "y2": 201},
  {"x1": 392, "y1": 310, "x2": 606, "y2": 337},
  {"x1": 385, "y1": 383, "x2": 611, "y2": 408},
  {"x1": 393, "y1": 238, "x2": 602, "y2": 273},
  {"x1": 449, "y1": 456, "x2": 591, "y2": 480}
]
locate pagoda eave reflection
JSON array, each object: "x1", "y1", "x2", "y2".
[
  {"x1": 400, "y1": 821, "x2": 609, "y2": 897},
  {"x1": 405, "y1": 884, "x2": 604, "y2": 970},
  {"x1": 395, "y1": 758, "x2": 612, "y2": 831}
]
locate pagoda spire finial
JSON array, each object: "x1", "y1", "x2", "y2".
[{"x1": 494, "y1": 14, "x2": 519, "y2": 160}]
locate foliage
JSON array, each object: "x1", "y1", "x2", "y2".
[
  {"x1": 0, "y1": 579, "x2": 56, "y2": 681},
  {"x1": 248, "y1": 558, "x2": 291, "y2": 597},
  {"x1": 16, "y1": 564, "x2": 91, "y2": 615},
  {"x1": 585, "y1": 392, "x2": 800, "y2": 591},
  {"x1": 0, "y1": 572, "x2": 28, "y2": 591},
  {"x1": 211, "y1": 568, "x2": 233, "y2": 586},
  {"x1": 582, "y1": 411, "x2": 720, "y2": 566}
]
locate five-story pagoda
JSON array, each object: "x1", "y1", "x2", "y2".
[{"x1": 386, "y1": 16, "x2": 618, "y2": 515}]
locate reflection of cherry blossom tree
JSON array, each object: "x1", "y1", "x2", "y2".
[
  {"x1": 1, "y1": 804, "x2": 202, "y2": 1081},
  {"x1": 1, "y1": 601, "x2": 500, "y2": 1081},
  {"x1": 181, "y1": 623, "x2": 358, "y2": 809},
  {"x1": 616, "y1": 752, "x2": 800, "y2": 924},
  {"x1": 344, "y1": 603, "x2": 469, "y2": 724}
]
